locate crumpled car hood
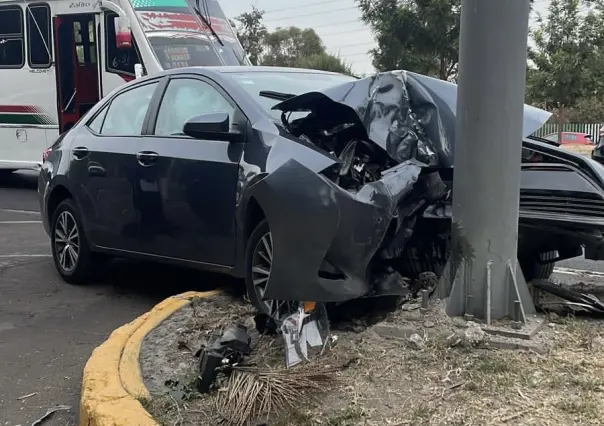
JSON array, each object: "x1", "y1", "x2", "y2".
[{"x1": 273, "y1": 70, "x2": 552, "y2": 168}]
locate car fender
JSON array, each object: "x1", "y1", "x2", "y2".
[{"x1": 243, "y1": 158, "x2": 423, "y2": 303}]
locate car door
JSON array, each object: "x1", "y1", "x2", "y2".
[
  {"x1": 138, "y1": 75, "x2": 244, "y2": 266},
  {"x1": 69, "y1": 79, "x2": 160, "y2": 252}
]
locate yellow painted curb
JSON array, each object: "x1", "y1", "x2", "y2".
[{"x1": 79, "y1": 290, "x2": 220, "y2": 426}]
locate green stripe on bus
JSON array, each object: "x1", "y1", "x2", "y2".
[
  {"x1": 0, "y1": 114, "x2": 48, "y2": 125},
  {"x1": 131, "y1": 0, "x2": 187, "y2": 8}
]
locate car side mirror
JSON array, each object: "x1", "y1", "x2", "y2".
[{"x1": 183, "y1": 113, "x2": 242, "y2": 142}]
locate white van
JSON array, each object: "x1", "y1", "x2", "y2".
[{"x1": 0, "y1": 0, "x2": 248, "y2": 176}]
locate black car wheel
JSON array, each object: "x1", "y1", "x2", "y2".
[
  {"x1": 520, "y1": 251, "x2": 556, "y2": 282},
  {"x1": 245, "y1": 220, "x2": 296, "y2": 321},
  {"x1": 51, "y1": 199, "x2": 98, "y2": 285}
]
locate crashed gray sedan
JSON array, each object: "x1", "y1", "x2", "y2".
[{"x1": 39, "y1": 66, "x2": 604, "y2": 320}]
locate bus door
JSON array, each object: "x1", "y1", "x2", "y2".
[{"x1": 53, "y1": 14, "x2": 102, "y2": 134}]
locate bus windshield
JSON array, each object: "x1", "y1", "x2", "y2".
[{"x1": 131, "y1": 0, "x2": 248, "y2": 67}]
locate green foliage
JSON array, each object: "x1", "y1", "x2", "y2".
[
  {"x1": 294, "y1": 52, "x2": 354, "y2": 75},
  {"x1": 527, "y1": 0, "x2": 604, "y2": 111},
  {"x1": 357, "y1": 0, "x2": 461, "y2": 80},
  {"x1": 232, "y1": 9, "x2": 354, "y2": 75},
  {"x1": 233, "y1": 6, "x2": 268, "y2": 65},
  {"x1": 261, "y1": 27, "x2": 325, "y2": 67}
]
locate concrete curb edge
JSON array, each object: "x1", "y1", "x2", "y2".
[{"x1": 79, "y1": 290, "x2": 220, "y2": 426}]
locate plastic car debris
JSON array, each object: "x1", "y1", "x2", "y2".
[
  {"x1": 281, "y1": 304, "x2": 331, "y2": 368},
  {"x1": 532, "y1": 280, "x2": 604, "y2": 315},
  {"x1": 197, "y1": 324, "x2": 252, "y2": 394}
]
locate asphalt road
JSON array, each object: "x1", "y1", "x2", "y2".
[
  {"x1": 0, "y1": 172, "x2": 227, "y2": 426},
  {"x1": 0, "y1": 172, "x2": 602, "y2": 426}
]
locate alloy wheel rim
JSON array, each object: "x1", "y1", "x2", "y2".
[
  {"x1": 251, "y1": 231, "x2": 295, "y2": 321},
  {"x1": 54, "y1": 211, "x2": 80, "y2": 273}
]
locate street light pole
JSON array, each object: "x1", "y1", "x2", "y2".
[{"x1": 443, "y1": 0, "x2": 536, "y2": 321}]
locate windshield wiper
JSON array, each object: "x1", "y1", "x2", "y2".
[
  {"x1": 259, "y1": 90, "x2": 297, "y2": 101},
  {"x1": 193, "y1": 0, "x2": 224, "y2": 46}
]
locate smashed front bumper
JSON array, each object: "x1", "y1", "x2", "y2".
[{"x1": 246, "y1": 159, "x2": 432, "y2": 303}]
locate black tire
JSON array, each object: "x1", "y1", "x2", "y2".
[
  {"x1": 245, "y1": 219, "x2": 272, "y2": 314},
  {"x1": 534, "y1": 261, "x2": 555, "y2": 280},
  {"x1": 50, "y1": 198, "x2": 98, "y2": 285},
  {"x1": 520, "y1": 251, "x2": 556, "y2": 282}
]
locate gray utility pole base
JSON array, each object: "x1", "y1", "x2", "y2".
[
  {"x1": 434, "y1": 257, "x2": 536, "y2": 327},
  {"x1": 440, "y1": 0, "x2": 535, "y2": 324}
]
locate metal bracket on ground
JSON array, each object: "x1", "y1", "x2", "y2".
[{"x1": 434, "y1": 256, "x2": 538, "y2": 335}]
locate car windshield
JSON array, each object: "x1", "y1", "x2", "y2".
[{"x1": 225, "y1": 71, "x2": 358, "y2": 120}]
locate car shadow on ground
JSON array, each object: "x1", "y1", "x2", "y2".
[
  {"x1": 91, "y1": 259, "x2": 246, "y2": 304},
  {"x1": 0, "y1": 171, "x2": 38, "y2": 190}
]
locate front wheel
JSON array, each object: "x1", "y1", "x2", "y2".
[
  {"x1": 50, "y1": 199, "x2": 99, "y2": 285},
  {"x1": 245, "y1": 220, "x2": 297, "y2": 321},
  {"x1": 520, "y1": 251, "x2": 556, "y2": 282}
]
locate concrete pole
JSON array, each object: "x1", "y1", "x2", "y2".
[{"x1": 445, "y1": 0, "x2": 535, "y2": 320}]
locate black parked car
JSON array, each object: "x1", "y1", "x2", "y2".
[
  {"x1": 592, "y1": 127, "x2": 604, "y2": 164},
  {"x1": 39, "y1": 66, "x2": 604, "y2": 319}
]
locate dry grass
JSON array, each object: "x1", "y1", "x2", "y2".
[
  {"x1": 314, "y1": 314, "x2": 604, "y2": 426},
  {"x1": 216, "y1": 366, "x2": 338, "y2": 426},
  {"x1": 143, "y1": 295, "x2": 604, "y2": 426},
  {"x1": 560, "y1": 144, "x2": 594, "y2": 156}
]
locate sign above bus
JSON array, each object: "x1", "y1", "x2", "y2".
[{"x1": 136, "y1": 11, "x2": 233, "y2": 38}]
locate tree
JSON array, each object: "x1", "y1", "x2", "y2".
[
  {"x1": 357, "y1": 0, "x2": 537, "y2": 81},
  {"x1": 233, "y1": 6, "x2": 268, "y2": 65},
  {"x1": 527, "y1": 0, "x2": 604, "y2": 111},
  {"x1": 357, "y1": 0, "x2": 461, "y2": 80},
  {"x1": 296, "y1": 52, "x2": 354, "y2": 75},
  {"x1": 232, "y1": 10, "x2": 354, "y2": 75},
  {"x1": 261, "y1": 27, "x2": 325, "y2": 67}
]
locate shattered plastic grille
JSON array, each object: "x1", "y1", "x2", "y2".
[{"x1": 520, "y1": 191, "x2": 604, "y2": 217}]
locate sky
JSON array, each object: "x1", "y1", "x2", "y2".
[{"x1": 219, "y1": 0, "x2": 553, "y2": 76}]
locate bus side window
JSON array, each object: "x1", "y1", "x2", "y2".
[
  {"x1": 105, "y1": 12, "x2": 141, "y2": 76},
  {"x1": 26, "y1": 3, "x2": 52, "y2": 68},
  {"x1": 0, "y1": 5, "x2": 25, "y2": 69}
]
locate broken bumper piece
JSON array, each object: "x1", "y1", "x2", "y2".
[{"x1": 247, "y1": 158, "x2": 424, "y2": 303}]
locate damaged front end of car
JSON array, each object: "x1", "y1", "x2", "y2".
[{"x1": 245, "y1": 70, "x2": 551, "y2": 307}]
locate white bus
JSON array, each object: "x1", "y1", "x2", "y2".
[{"x1": 0, "y1": 0, "x2": 248, "y2": 176}]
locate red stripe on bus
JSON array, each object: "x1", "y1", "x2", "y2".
[{"x1": 0, "y1": 105, "x2": 41, "y2": 114}]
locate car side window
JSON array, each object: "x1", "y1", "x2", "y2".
[
  {"x1": 563, "y1": 134, "x2": 577, "y2": 141},
  {"x1": 154, "y1": 78, "x2": 235, "y2": 137},
  {"x1": 87, "y1": 105, "x2": 109, "y2": 133},
  {"x1": 100, "y1": 82, "x2": 158, "y2": 136}
]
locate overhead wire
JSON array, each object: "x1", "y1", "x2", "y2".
[{"x1": 263, "y1": 6, "x2": 358, "y2": 23}]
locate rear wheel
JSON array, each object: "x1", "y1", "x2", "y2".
[
  {"x1": 245, "y1": 220, "x2": 297, "y2": 321},
  {"x1": 51, "y1": 199, "x2": 100, "y2": 285}
]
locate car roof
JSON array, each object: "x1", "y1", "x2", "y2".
[{"x1": 153, "y1": 65, "x2": 350, "y2": 79}]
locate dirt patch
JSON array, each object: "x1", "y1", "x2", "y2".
[{"x1": 140, "y1": 293, "x2": 604, "y2": 426}]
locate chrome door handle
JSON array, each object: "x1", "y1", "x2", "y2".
[
  {"x1": 136, "y1": 151, "x2": 159, "y2": 166},
  {"x1": 73, "y1": 146, "x2": 89, "y2": 159}
]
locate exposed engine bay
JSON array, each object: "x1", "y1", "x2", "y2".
[{"x1": 261, "y1": 72, "x2": 454, "y2": 301}]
